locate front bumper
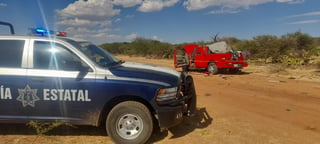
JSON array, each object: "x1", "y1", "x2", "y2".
[
  {"x1": 155, "y1": 75, "x2": 197, "y2": 129},
  {"x1": 156, "y1": 103, "x2": 184, "y2": 129}
]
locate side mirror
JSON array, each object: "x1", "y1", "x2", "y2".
[{"x1": 98, "y1": 59, "x2": 108, "y2": 67}]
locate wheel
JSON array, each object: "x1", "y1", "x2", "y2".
[
  {"x1": 207, "y1": 62, "x2": 218, "y2": 74},
  {"x1": 106, "y1": 101, "x2": 153, "y2": 144}
]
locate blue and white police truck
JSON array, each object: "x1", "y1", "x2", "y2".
[{"x1": 0, "y1": 22, "x2": 197, "y2": 144}]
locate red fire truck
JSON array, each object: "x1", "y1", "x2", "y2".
[{"x1": 174, "y1": 41, "x2": 248, "y2": 74}]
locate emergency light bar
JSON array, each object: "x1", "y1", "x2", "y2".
[
  {"x1": 56, "y1": 31, "x2": 67, "y2": 36},
  {"x1": 29, "y1": 28, "x2": 67, "y2": 37},
  {"x1": 34, "y1": 28, "x2": 53, "y2": 35}
]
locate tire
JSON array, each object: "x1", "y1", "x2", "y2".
[
  {"x1": 207, "y1": 62, "x2": 218, "y2": 75},
  {"x1": 106, "y1": 101, "x2": 153, "y2": 144}
]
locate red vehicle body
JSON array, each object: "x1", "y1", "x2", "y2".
[{"x1": 174, "y1": 41, "x2": 248, "y2": 74}]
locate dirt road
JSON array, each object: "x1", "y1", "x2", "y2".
[{"x1": 1, "y1": 56, "x2": 319, "y2": 144}]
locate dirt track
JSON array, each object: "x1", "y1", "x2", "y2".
[{"x1": 1, "y1": 56, "x2": 320, "y2": 144}]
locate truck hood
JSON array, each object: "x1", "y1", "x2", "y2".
[{"x1": 108, "y1": 62, "x2": 180, "y2": 87}]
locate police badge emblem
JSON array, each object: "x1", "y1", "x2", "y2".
[{"x1": 16, "y1": 85, "x2": 40, "y2": 107}]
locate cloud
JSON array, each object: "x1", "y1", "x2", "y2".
[
  {"x1": 183, "y1": 0, "x2": 272, "y2": 11},
  {"x1": 114, "y1": 18, "x2": 121, "y2": 23},
  {"x1": 126, "y1": 15, "x2": 135, "y2": 18},
  {"x1": 106, "y1": 34, "x2": 122, "y2": 40},
  {"x1": 283, "y1": 11, "x2": 320, "y2": 25},
  {"x1": 138, "y1": 0, "x2": 179, "y2": 12},
  {"x1": 56, "y1": 0, "x2": 122, "y2": 43},
  {"x1": 152, "y1": 35, "x2": 159, "y2": 40},
  {"x1": 287, "y1": 20, "x2": 320, "y2": 25},
  {"x1": 207, "y1": 8, "x2": 241, "y2": 14},
  {"x1": 285, "y1": 11, "x2": 320, "y2": 18},
  {"x1": 152, "y1": 35, "x2": 164, "y2": 41},
  {"x1": 57, "y1": 0, "x2": 120, "y2": 20},
  {"x1": 55, "y1": 0, "x2": 309, "y2": 44},
  {"x1": 125, "y1": 33, "x2": 138, "y2": 40},
  {"x1": 91, "y1": 32, "x2": 107, "y2": 38},
  {"x1": 112, "y1": 0, "x2": 142, "y2": 7},
  {"x1": 65, "y1": 27, "x2": 111, "y2": 39},
  {"x1": 276, "y1": 0, "x2": 304, "y2": 4},
  {"x1": 0, "y1": 3, "x2": 7, "y2": 7},
  {"x1": 57, "y1": 18, "x2": 112, "y2": 27},
  {"x1": 276, "y1": 0, "x2": 292, "y2": 2},
  {"x1": 183, "y1": 0, "x2": 304, "y2": 11}
]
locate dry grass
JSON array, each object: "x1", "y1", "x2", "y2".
[{"x1": 267, "y1": 64, "x2": 287, "y2": 74}]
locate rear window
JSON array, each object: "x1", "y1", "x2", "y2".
[{"x1": 0, "y1": 40, "x2": 25, "y2": 68}]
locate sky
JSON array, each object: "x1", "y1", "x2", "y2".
[{"x1": 0, "y1": 0, "x2": 319, "y2": 44}]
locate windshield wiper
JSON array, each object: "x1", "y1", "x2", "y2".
[{"x1": 105, "y1": 60, "x2": 124, "y2": 67}]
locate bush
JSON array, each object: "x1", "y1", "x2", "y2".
[{"x1": 100, "y1": 32, "x2": 319, "y2": 64}]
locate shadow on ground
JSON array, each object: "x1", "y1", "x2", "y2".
[
  {"x1": 0, "y1": 123, "x2": 107, "y2": 136},
  {"x1": 0, "y1": 107, "x2": 212, "y2": 143},
  {"x1": 186, "y1": 70, "x2": 251, "y2": 76},
  {"x1": 148, "y1": 107, "x2": 213, "y2": 143}
]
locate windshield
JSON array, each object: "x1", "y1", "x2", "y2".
[{"x1": 63, "y1": 38, "x2": 121, "y2": 67}]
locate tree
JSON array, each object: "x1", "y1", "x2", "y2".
[
  {"x1": 282, "y1": 31, "x2": 314, "y2": 52},
  {"x1": 252, "y1": 35, "x2": 280, "y2": 60}
]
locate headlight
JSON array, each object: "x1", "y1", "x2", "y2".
[{"x1": 156, "y1": 87, "x2": 178, "y2": 102}]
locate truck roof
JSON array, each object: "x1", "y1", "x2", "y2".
[
  {"x1": 0, "y1": 35, "x2": 83, "y2": 44},
  {"x1": 0, "y1": 35, "x2": 63, "y2": 40}
]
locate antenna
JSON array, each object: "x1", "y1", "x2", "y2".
[{"x1": 0, "y1": 21, "x2": 15, "y2": 34}]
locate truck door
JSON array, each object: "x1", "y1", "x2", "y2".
[
  {"x1": 26, "y1": 40, "x2": 97, "y2": 123},
  {"x1": 193, "y1": 47, "x2": 208, "y2": 68},
  {"x1": 0, "y1": 39, "x2": 29, "y2": 121}
]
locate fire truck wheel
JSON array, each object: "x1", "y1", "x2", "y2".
[
  {"x1": 106, "y1": 101, "x2": 153, "y2": 144},
  {"x1": 207, "y1": 62, "x2": 218, "y2": 74}
]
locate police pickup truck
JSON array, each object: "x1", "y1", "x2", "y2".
[{"x1": 0, "y1": 22, "x2": 196, "y2": 144}]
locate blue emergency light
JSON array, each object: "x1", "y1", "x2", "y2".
[
  {"x1": 30, "y1": 28, "x2": 67, "y2": 37},
  {"x1": 35, "y1": 28, "x2": 46, "y2": 33},
  {"x1": 34, "y1": 28, "x2": 53, "y2": 35}
]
